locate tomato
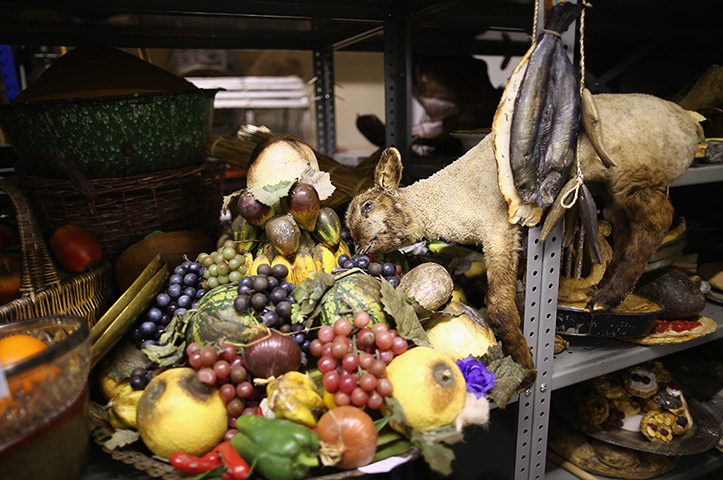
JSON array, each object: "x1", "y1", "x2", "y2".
[{"x1": 49, "y1": 224, "x2": 102, "y2": 273}]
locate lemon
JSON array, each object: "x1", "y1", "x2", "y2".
[
  {"x1": 136, "y1": 367, "x2": 227, "y2": 459},
  {"x1": 385, "y1": 347, "x2": 466, "y2": 432}
]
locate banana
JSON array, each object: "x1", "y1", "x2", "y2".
[
  {"x1": 110, "y1": 384, "x2": 144, "y2": 429},
  {"x1": 249, "y1": 253, "x2": 272, "y2": 276},
  {"x1": 271, "y1": 255, "x2": 294, "y2": 283},
  {"x1": 292, "y1": 249, "x2": 317, "y2": 285},
  {"x1": 333, "y1": 239, "x2": 352, "y2": 262},
  {"x1": 299, "y1": 230, "x2": 316, "y2": 254},
  {"x1": 242, "y1": 252, "x2": 254, "y2": 275},
  {"x1": 312, "y1": 243, "x2": 337, "y2": 274}
]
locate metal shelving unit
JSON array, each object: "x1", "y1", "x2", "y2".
[{"x1": 1, "y1": 2, "x2": 721, "y2": 479}]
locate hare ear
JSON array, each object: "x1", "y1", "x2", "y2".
[{"x1": 374, "y1": 147, "x2": 403, "y2": 190}]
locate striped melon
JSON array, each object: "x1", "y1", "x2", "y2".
[
  {"x1": 185, "y1": 284, "x2": 260, "y2": 345},
  {"x1": 319, "y1": 272, "x2": 388, "y2": 326}
]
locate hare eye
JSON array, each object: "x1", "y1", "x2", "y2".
[{"x1": 362, "y1": 201, "x2": 374, "y2": 217}]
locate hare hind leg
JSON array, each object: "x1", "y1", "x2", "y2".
[
  {"x1": 588, "y1": 183, "x2": 674, "y2": 312},
  {"x1": 483, "y1": 240, "x2": 537, "y2": 390}
]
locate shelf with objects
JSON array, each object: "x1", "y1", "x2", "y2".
[{"x1": 0, "y1": 1, "x2": 722, "y2": 480}]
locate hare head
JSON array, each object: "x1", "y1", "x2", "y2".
[{"x1": 346, "y1": 148, "x2": 418, "y2": 255}]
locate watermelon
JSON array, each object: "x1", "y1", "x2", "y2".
[
  {"x1": 319, "y1": 272, "x2": 388, "y2": 326},
  {"x1": 185, "y1": 284, "x2": 261, "y2": 345}
]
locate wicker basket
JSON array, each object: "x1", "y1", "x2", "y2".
[
  {"x1": 0, "y1": 179, "x2": 113, "y2": 327},
  {"x1": 11, "y1": 160, "x2": 225, "y2": 261}
]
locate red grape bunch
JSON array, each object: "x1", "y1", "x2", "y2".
[
  {"x1": 185, "y1": 342, "x2": 260, "y2": 441},
  {"x1": 309, "y1": 311, "x2": 408, "y2": 410}
]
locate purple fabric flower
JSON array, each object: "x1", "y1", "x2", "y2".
[{"x1": 456, "y1": 356, "x2": 496, "y2": 399}]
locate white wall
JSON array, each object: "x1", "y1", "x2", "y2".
[{"x1": 332, "y1": 51, "x2": 386, "y2": 155}]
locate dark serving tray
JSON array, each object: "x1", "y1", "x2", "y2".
[
  {"x1": 556, "y1": 295, "x2": 662, "y2": 338},
  {"x1": 554, "y1": 395, "x2": 722, "y2": 456}
]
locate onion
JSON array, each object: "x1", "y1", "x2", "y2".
[
  {"x1": 317, "y1": 406, "x2": 378, "y2": 470},
  {"x1": 243, "y1": 330, "x2": 302, "y2": 378}
]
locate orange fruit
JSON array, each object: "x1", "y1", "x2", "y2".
[
  {"x1": 0, "y1": 334, "x2": 48, "y2": 367},
  {"x1": 0, "y1": 334, "x2": 52, "y2": 395}
]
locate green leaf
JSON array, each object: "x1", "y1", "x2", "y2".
[
  {"x1": 410, "y1": 426, "x2": 463, "y2": 477},
  {"x1": 374, "y1": 415, "x2": 391, "y2": 432},
  {"x1": 142, "y1": 315, "x2": 187, "y2": 367},
  {"x1": 379, "y1": 278, "x2": 430, "y2": 347},
  {"x1": 372, "y1": 438, "x2": 414, "y2": 463},
  {"x1": 477, "y1": 342, "x2": 527, "y2": 408},
  {"x1": 249, "y1": 179, "x2": 296, "y2": 207},
  {"x1": 103, "y1": 429, "x2": 140, "y2": 450},
  {"x1": 290, "y1": 271, "x2": 335, "y2": 324}
]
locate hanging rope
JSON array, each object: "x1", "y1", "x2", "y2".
[{"x1": 573, "y1": 1, "x2": 592, "y2": 179}]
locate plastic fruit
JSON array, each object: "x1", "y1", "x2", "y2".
[
  {"x1": 288, "y1": 182, "x2": 320, "y2": 231},
  {"x1": 265, "y1": 214, "x2": 301, "y2": 257},
  {"x1": 313, "y1": 207, "x2": 342, "y2": 250},
  {"x1": 237, "y1": 189, "x2": 274, "y2": 227},
  {"x1": 0, "y1": 333, "x2": 52, "y2": 393},
  {"x1": 424, "y1": 300, "x2": 497, "y2": 360},
  {"x1": 246, "y1": 134, "x2": 319, "y2": 189},
  {"x1": 0, "y1": 333, "x2": 47, "y2": 366},
  {"x1": 0, "y1": 255, "x2": 21, "y2": 304},
  {"x1": 49, "y1": 224, "x2": 102, "y2": 273},
  {"x1": 136, "y1": 367, "x2": 227, "y2": 459},
  {"x1": 385, "y1": 346, "x2": 466, "y2": 432}
]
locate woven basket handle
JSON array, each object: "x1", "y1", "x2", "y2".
[{"x1": 0, "y1": 179, "x2": 61, "y2": 298}]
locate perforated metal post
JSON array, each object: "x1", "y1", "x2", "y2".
[
  {"x1": 383, "y1": 16, "x2": 412, "y2": 183},
  {"x1": 313, "y1": 46, "x2": 336, "y2": 156},
  {"x1": 515, "y1": 224, "x2": 562, "y2": 480}
]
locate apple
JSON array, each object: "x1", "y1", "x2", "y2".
[
  {"x1": 0, "y1": 255, "x2": 21, "y2": 304},
  {"x1": 49, "y1": 224, "x2": 102, "y2": 273}
]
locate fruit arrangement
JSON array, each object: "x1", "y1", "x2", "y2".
[{"x1": 93, "y1": 135, "x2": 527, "y2": 480}]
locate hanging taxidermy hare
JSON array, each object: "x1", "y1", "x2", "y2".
[{"x1": 346, "y1": 93, "x2": 702, "y2": 388}]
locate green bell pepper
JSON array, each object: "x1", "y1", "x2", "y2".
[{"x1": 231, "y1": 415, "x2": 319, "y2": 480}]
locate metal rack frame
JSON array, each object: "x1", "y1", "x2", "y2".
[{"x1": 1, "y1": 2, "x2": 722, "y2": 479}]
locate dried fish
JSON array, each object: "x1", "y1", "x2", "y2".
[
  {"x1": 536, "y1": 40, "x2": 581, "y2": 207},
  {"x1": 509, "y1": 1, "x2": 583, "y2": 206},
  {"x1": 578, "y1": 182, "x2": 602, "y2": 264},
  {"x1": 562, "y1": 199, "x2": 580, "y2": 249},
  {"x1": 581, "y1": 88, "x2": 617, "y2": 168},
  {"x1": 539, "y1": 175, "x2": 581, "y2": 242},
  {"x1": 492, "y1": 45, "x2": 544, "y2": 226}
]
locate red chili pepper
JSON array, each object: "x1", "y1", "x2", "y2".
[
  {"x1": 170, "y1": 450, "x2": 222, "y2": 474},
  {"x1": 218, "y1": 440, "x2": 251, "y2": 480}
]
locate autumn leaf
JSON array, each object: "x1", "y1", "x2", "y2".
[
  {"x1": 103, "y1": 429, "x2": 140, "y2": 450},
  {"x1": 299, "y1": 167, "x2": 336, "y2": 201}
]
